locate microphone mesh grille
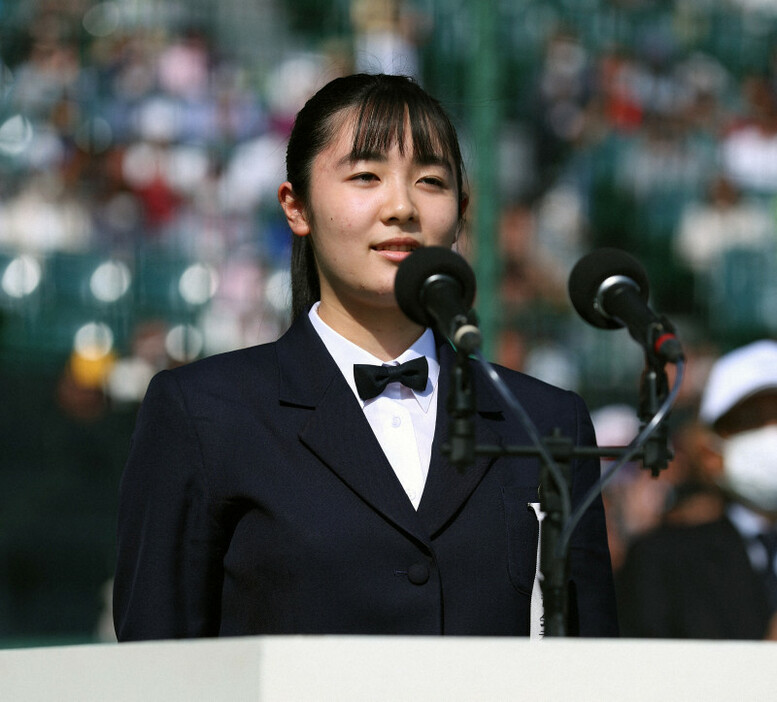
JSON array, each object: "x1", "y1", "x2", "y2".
[
  {"x1": 394, "y1": 247, "x2": 476, "y2": 326},
  {"x1": 567, "y1": 247, "x2": 649, "y2": 329}
]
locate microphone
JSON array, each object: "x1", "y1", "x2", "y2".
[
  {"x1": 568, "y1": 248, "x2": 684, "y2": 363},
  {"x1": 395, "y1": 246, "x2": 481, "y2": 353}
]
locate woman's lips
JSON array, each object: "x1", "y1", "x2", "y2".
[{"x1": 372, "y1": 240, "x2": 420, "y2": 262}]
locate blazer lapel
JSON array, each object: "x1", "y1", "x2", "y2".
[
  {"x1": 417, "y1": 342, "x2": 507, "y2": 537},
  {"x1": 275, "y1": 317, "x2": 430, "y2": 545}
]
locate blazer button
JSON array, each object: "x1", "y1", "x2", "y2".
[{"x1": 407, "y1": 563, "x2": 430, "y2": 585}]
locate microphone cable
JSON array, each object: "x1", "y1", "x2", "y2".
[
  {"x1": 473, "y1": 350, "x2": 572, "y2": 526},
  {"x1": 558, "y1": 357, "x2": 685, "y2": 557},
  {"x1": 473, "y1": 350, "x2": 685, "y2": 560}
]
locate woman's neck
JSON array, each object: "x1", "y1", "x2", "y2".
[{"x1": 315, "y1": 300, "x2": 425, "y2": 361}]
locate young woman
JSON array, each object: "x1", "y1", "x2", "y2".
[{"x1": 113, "y1": 73, "x2": 618, "y2": 639}]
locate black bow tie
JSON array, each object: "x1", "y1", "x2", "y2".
[{"x1": 353, "y1": 357, "x2": 429, "y2": 400}]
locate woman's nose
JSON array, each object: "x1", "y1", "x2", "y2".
[{"x1": 381, "y1": 182, "x2": 418, "y2": 224}]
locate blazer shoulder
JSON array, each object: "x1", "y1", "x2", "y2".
[
  {"x1": 149, "y1": 314, "x2": 327, "y2": 406},
  {"x1": 176, "y1": 341, "x2": 277, "y2": 377},
  {"x1": 469, "y1": 359, "x2": 593, "y2": 448},
  {"x1": 479, "y1": 359, "x2": 585, "y2": 408},
  {"x1": 152, "y1": 340, "x2": 281, "y2": 406}
]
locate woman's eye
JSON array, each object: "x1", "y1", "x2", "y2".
[
  {"x1": 351, "y1": 172, "x2": 378, "y2": 183},
  {"x1": 420, "y1": 176, "x2": 446, "y2": 187}
]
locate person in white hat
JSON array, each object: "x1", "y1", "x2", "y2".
[
  {"x1": 698, "y1": 340, "x2": 777, "y2": 518},
  {"x1": 617, "y1": 339, "x2": 777, "y2": 639}
]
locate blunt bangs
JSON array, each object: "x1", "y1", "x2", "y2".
[{"x1": 348, "y1": 84, "x2": 464, "y2": 194}]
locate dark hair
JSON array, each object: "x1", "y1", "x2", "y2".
[{"x1": 285, "y1": 73, "x2": 467, "y2": 319}]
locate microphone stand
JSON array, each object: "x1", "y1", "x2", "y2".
[
  {"x1": 538, "y1": 429, "x2": 572, "y2": 637},
  {"x1": 445, "y1": 346, "x2": 476, "y2": 471},
  {"x1": 443, "y1": 345, "x2": 678, "y2": 636},
  {"x1": 638, "y1": 335, "x2": 675, "y2": 477}
]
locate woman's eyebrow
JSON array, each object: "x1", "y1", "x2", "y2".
[
  {"x1": 336, "y1": 151, "x2": 386, "y2": 168},
  {"x1": 414, "y1": 154, "x2": 453, "y2": 171},
  {"x1": 335, "y1": 151, "x2": 452, "y2": 171}
]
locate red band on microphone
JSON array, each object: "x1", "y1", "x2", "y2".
[{"x1": 653, "y1": 333, "x2": 677, "y2": 355}]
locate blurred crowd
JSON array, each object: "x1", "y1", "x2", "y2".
[
  {"x1": 3, "y1": 1, "x2": 777, "y2": 398},
  {"x1": 2, "y1": 0, "x2": 777, "y2": 641}
]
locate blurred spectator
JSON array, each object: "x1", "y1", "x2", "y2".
[
  {"x1": 156, "y1": 30, "x2": 210, "y2": 101},
  {"x1": 615, "y1": 112, "x2": 714, "y2": 210},
  {"x1": 592, "y1": 405, "x2": 670, "y2": 573},
  {"x1": 674, "y1": 174, "x2": 776, "y2": 275},
  {"x1": 524, "y1": 341, "x2": 580, "y2": 391},
  {"x1": 660, "y1": 419, "x2": 725, "y2": 527},
  {"x1": 495, "y1": 327, "x2": 527, "y2": 371},
  {"x1": 105, "y1": 320, "x2": 169, "y2": 406},
  {"x1": 10, "y1": 12, "x2": 80, "y2": 122},
  {"x1": 618, "y1": 340, "x2": 777, "y2": 639},
  {"x1": 534, "y1": 28, "x2": 594, "y2": 182},
  {"x1": 350, "y1": 0, "x2": 425, "y2": 77},
  {"x1": 594, "y1": 47, "x2": 644, "y2": 133},
  {"x1": 498, "y1": 199, "x2": 570, "y2": 314},
  {"x1": 0, "y1": 171, "x2": 93, "y2": 253},
  {"x1": 721, "y1": 74, "x2": 777, "y2": 194}
]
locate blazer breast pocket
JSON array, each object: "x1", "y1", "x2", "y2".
[{"x1": 502, "y1": 485, "x2": 541, "y2": 595}]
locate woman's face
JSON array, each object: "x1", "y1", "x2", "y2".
[{"x1": 282, "y1": 110, "x2": 464, "y2": 316}]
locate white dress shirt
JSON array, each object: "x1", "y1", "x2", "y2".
[
  {"x1": 728, "y1": 502, "x2": 777, "y2": 572},
  {"x1": 308, "y1": 303, "x2": 439, "y2": 509}
]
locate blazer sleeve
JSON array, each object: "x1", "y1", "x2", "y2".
[
  {"x1": 567, "y1": 391, "x2": 620, "y2": 637},
  {"x1": 113, "y1": 369, "x2": 226, "y2": 641}
]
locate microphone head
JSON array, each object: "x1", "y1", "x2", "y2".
[
  {"x1": 568, "y1": 247, "x2": 650, "y2": 329},
  {"x1": 395, "y1": 246, "x2": 476, "y2": 326}
]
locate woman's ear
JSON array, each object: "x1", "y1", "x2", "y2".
[
  {"x1": 459, "y1": 193, "x2": 470, "y2": 220},
  {"x1": 278, "y1": 182, "x2": 310, "y2": 237},
  {"x1": 453, "y1": 193, "x2": 470, "y2": 243}
]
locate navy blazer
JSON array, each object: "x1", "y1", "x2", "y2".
[{"x1": 113, "y1": 314, "x2": 618, "y2": 640}]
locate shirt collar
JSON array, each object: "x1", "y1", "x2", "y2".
[
  {"x1": 308, "y1": 302, "x2": 439, "y2": 411},
  {"x1": 727, "y1": 502, "x2": 773, "y2": 538}
]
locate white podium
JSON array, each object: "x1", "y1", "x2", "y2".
[{"x1": 1, "y1": 635, "x2": 775, "y2": 701}]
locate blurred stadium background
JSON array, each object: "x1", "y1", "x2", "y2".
[{"x1": 2, "y1": 0, "x2": 777, "y2": 645}]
